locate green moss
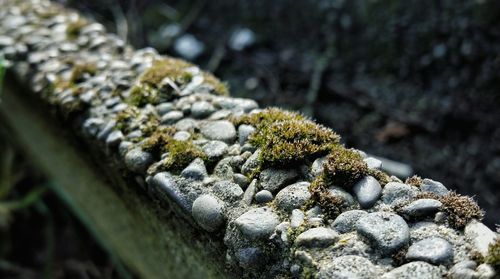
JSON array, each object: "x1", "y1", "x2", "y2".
[
  {"x1": 232, "y1": 107, "x2": 304, "y2": 127},
  {"x1": 202, "y1": 72, "x2": 229, "y2": 96},
  {"x1": 322, "y1": 146, "x2": 369, "y2": 188},
  {"x1": 485, "y1": 236, "x2": 500, "y2": 272},
  {"x1": 115, "y1": 107, "x2": 140, "y2": 133},
  {"x1": 66, "y1": 18, "x2": 87, "y2": 39},
  {"x1": 307, "y1": 176, "x2": 346, "y2": 219},
  {"x1": 142, "y1": 127, "x2": 177, "y2": 154},
  {"x1": 126, "y1": 85, "x2": 159, "y2": 107},
  {"x1": 249, "y1": 117, "x2": 340, "y2": 167},
  {"x1": 140, "y1": 58, "x2": 194, "y2": 86},
  {"x1": 70, "y1": 63, "x2": 97, "y2": 83},
  {"x1": 161, "y1": 140, "x2": 207, "y2": 172},
  {"x1": 367, "y1": 168, "x2": 391, "y2": 186},
  {"x1": 416, "y1": 192, "x2": 484, "y2": 229}
]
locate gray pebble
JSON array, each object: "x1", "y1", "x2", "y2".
[
  {"x1": 238, "y1": 124, "x2": 256, "y2": 145},
  {"x1": 200, "y1": 120, "x2": 236, "y2": 143},
  {"x1": 259, "y1": 168, "x2": 299, "y2": 193},
  {"x1": 181, "y1": 158, "x2": 207, "y2": 180},
  {"x1": 464, "y1": 220, "x2": 497, "y2": 257},
  {"x1": 357, "y1": 212, "x2": 410, "y2": 255},
  {"x1": 406, "y1": 237, "x2": 454, "y2": 264},
  {"x1": 191, "y1": 194, "x2": 224, "y2": 232},
  {"x1": 106, "y1": 130, "x2": 123, "y2": 147},
  {"x1": 328, "y1": 187, "x2": 357, "y2": 207},
  {"x1": 254, "y1": 190, "x2": 273, "y2": 204},
  {"x1": 352, "y1": 176, "x2": 382, "y2": 208},
  {"x1": 311, "y1": 156, "x2": 327, "y2": 178},
  {"x1": 400, "y1": 199, "x2": 442, "y2": 218},
  {"x1": 173, "y1": 131, "x2": 191, "y2": 141},
  {"x1": 364, "y1": 157, "x2": 382, "y2": 169},
  {"x1": 243, "y1": 179, "x2": 257, "y2": 205},
  {"x1": 241, "y1": 149, "x2": 261, "y2": 175},
  {"x1": 161, "y1": 110, "x2": 183, "y2": 124},
  {"x1": 191, "y1": 101, "x2": 216, "y2": 118},
  {"x1": 382, "y1": 182, "x2": 416, "y2": 206},
  {"x1": 290, "y1": 209, "x2": 305, "y2": 229},
  {"x1": 124, "y1": 148, "x2": 153, "y2": 173},
  {"x1": 295, "y1": 227, "x2": 339, "y2": 248},
  {"x1": 381, "y1": 261, "x2": 441, "y2": 279},
  {"x1": 421, "y1": 178, "x2": 449, "y2": 196},
  {"x1": 156, "y1": 102, "x2": 174, "y2": 115},
  {"x1": 149, "y1": 172, "x2": 190, "y2": 213},
  {"x1": 332, "y1": 210, "x2": 368, "y2": 234},
  {"x1": 213, "y1": 180, "x2": 243, "y2": 202},
  {"x1": 175, "y1": 118, "x2": 199, "y2": 131},
  {"x1": 233, "y1": 173, "x2": 250, "y2": 189},
  {"x1": 274, "y1": 182, "x2": 311, "y2": 212},
  {"x1": 234, "y1": 207, "x2": 280, "y2": 240},
  {"x1": 318, "y1": 255, "x2": 378, "y2": 279},
  {"x1": 202, "y1": 140, "x2": 228, "y2": 161},
  {"x1": 235, "y1": 247, "x2": 264, "y2": 269},
  {"x1": 449, "y1": 261, "x2": 477, "y2": 279}
]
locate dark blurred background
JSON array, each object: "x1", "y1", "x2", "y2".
[{"x1": 2, "y1": 0, "x2": 500, "y2": 277}]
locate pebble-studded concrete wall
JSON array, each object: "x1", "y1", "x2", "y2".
[{"x1": 0, "y1": 0, "x2": 498, "y2": 278}]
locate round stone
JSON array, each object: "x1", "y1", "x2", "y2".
[
  {"x1": 352, "y1": 176, "x2": 382, "y2": 208},
  {"x1": 124, "y1": 148, "x2": 154, "y2": 173},
  {"x1": 295, "y1": 227, "x2": 339, "y2": 248},
  {"x1": 317, "y1": 255, "x2": 379, "y2": 279},
  {"x1": 234, "y1": 207, "x2": 280, "y2": 240},
  {"x1": 173, "y1": 131, "x2": 191, "y2": 141},
  {"x1": 382, "y1": 182, "x2": 416, "y2": 206},
  {"x1": 363, "y1": 157, "x2": 382, "y2": 169},
  {"x1": 180, "y1": 158, "x2": 207, "y2": 180},
  {"x1": 200, "y1": 120, "x2": 236, "y2": 143},
  {"x1": 406, "y1": 237, "x2": 454, "y2": 264},
  {"x1": 161, "y1": 110, "x2": 184, "y2": 124},
  {"x1": 290, "y1": 209, "x2": 305, "y2": 228},
  {"x1": 235, "y1": 247, "x2": 264, "y2": 269},
  {"x1": 191, "y1": 101, "x2": 216, "y2": 118},
  {"x1": 274, "y1": 182, "x2": 311, "y2": 212},
  {"x1": 156, "y1": 102, "x2": 174, "y2": 115},
  {"x1": 421, "y1": 178, "x2": 449, "y2": 196},
  {"x1": 259, "y1": 168, "x2": 299, "y2": 193},
  {"x1": 400, "y1": 199, "x2": 442, "y2": 218},
  {"x1": 311, "y1": 156, "x2": 327, "y2": 178},
  {"x1": 192, "y1": 194, "x2": 225, "y2": 232},
  {"x1": 213, "y1": 180, "x2": 244, "y2": 202},
  {"x1": 328, "y1": 187, "x2": 356, "y2": 207},
  {"x1": 332, "y1": 210, "x2": 368, "y2": 234},
  {"x1": 175, "y1": 118, "x2": 199, "y2": 131},
  {"x1": 202, "y1": 140, "x2": 228, "y2": 161},
  {"x1": 381, "y1": 261, "x2": 441, "y2": 279},
  {"x1": 254, "y1": 190, "x2": 273, "y2": 204},
  {"x1": 356, "y1": 212, "x2": 410, "y2": 255},
  {"x1": 238, "y1": 124, "x2": 256, "y2": 145}
]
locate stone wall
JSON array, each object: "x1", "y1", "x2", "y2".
[{"x1": 0, "y1": 0, "x2": 498, "y2": 278}]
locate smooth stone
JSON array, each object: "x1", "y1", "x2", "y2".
[
  {"x1": 241, "y1": 149, "x2": 261, "y2": 175},
  {"x1": 311, "y1": 156, "x2": 327, "y2": 178},
  {"x1": 290, "y1": 209, "x2": 305, "y2": 229},
  {"x1": 202, "y1": 140, "x2": 228, "y2": 161},
  {"x1": 328, "y1": 187, "x2": 356, "y2": 207},
  {"x1": 156, "y1": 102, "x2": 174, "y2": 115},
  {"x1": 421, "y1": 178, "x2": 449, "y2": 196},
  {"x1": 213, "y1": 157, "x2": 234, "y2": 180},
  {"x1": 274, "y1": 182, "x2": 311, "y2": 212},
  {"x1": 381, "y1": 261, "x2": 441, "y2": 279},
  {"x1": 352, "y1": 176, "x2": 382, "y2": 208},
  {"x1": 191, "y1": 194, "x2": 224, "y2": 232},
  {"x1": 254, "y1": 190, "x2": 273, "y2": 204},
  {"x1": 215, "y1": 97, "x2": 258, "y2": 112},
  {"x1": 238, "y1": 124, "x2": 256, "y2": 145},
  {"x1": 175, "y1": 118, "x2": 199, "y2": 131},
  {"x1": 317, "y1": 255, "x2": 378, "y2": 279},
  {"x1": 332, "y1": 210, "x2": 368, "y2": 234},
  {"x1": 173, "y1": 131, "x2": 191, "y2": 141},
  {"x1": 191, "y1": 101, "x2": 216, "y2": 118},
  {"x1": 213, "y1": 180, "x2": 243, "y2": 202},
  {"x1": 233, "y1": 173, "x2": 250, "y2": 189},
  {"x1": 149, "y1": 172, "x2": 190, "y2": 213},
  {"x1": 295, "y1": 227, "x2": 339, "y2": 248},
  {"x1": 235, "y1": 247, "x2": 264, "y2": 269},
  {"x1": 161, "y1": 110, "x2": 184, "y2": 124},
  {"x1": 364, "y1": 157, "x2": 382, "y2": 169},
  {"x1": 180, "y1": 158, "x2": 207, "y2": 180},
  {"x1": 476, "y1": 264, "x2": 496, "y2": 279},
  {"x1": 97, "y1": 120, "x2": 116, "y2": 140},
  {"x1": 106, "y1": 130, "x2": 123, "y2": 147},
  {"x1": 124, "y1": 148, "x2": 153, "y2": 173},
  {"x1": 406, "y1": 237, "x2": 454, "y2": 264},
  {"x1": 356, "y1": 212, "x2": 410, "y2": 255},
  {"x1": 200, "y1": 120, "x2": 236, "y2": 143},
  {"x1": 464, "y1": 220, "x2": 497, "y2": 257},
  {"x1": 234, "y1": 207, "x2": 280, "y2": 240},
  {"x1": 259, "y1": 168, "x2": 298, "y2": 193},
  {"x1": 382, "y1": 182, "x2": 416, "y2": 206},
  {"x1": 449, "y1": 261, "x2": 478, "y2": 279},
  {"x1": 243, "y1": 179, "x2": 257, "y2": 205},
  {"x1": 400, "y1": 199, "x2": 442, "y2": 218}
]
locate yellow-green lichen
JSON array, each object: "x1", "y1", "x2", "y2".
[{"x1": 322, "y1": 146, "x2": 369, "y2": 188}]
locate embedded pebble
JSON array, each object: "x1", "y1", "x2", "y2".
[
  {"x1": 181, "y1": 158, "x2": 207, "y2": 180},
  {"x1": 149, "y1": 172, "x2": 190, "y2": 213},
  {"x1": 356, "y1": 212, "x2": 410, "y2": 255},
  {"x1": 161, "y1": 110, "x2": 184, "y2": 124},
  {"x1": 382, "y1": 182, "x2": 416, "y2": 206},
  {"x1": 213, "y1": 180, "x2": 243, "y2": 202},
  {"x1": 311, "y1": 156, "x2": 327, "y2": 178},
  {"x1": 106, "y1": 130, "x2": 123, "y2": 147},
  {"x1": 317, "y1": 255, "x2": 379, "y2": 279},
  {"x1": 124, "y1": 148, "x2": 154, "y2": 173},
  {"x1": 259, "y1": 168, "x2": 298, "y2": 193},
  {"x1": 295, "y1": 227, "x2": 339, "y2": 248},
  {"x1": 233, "y1": 173, "x2": 250, "y2": 189},
  {"x1": 464, "y1": 220, "x2": 497, "y2": 256},
  {"x1": 173, "y1": 131, "x2": 191, "y2": 141},
  {"x1": 290, "y1": 209, "x2": 305, "y2": 228},
  {"x1": 406, "y1": 237, "x2": 454, "y2": 264},
  {"x1": 235, "y1": 247, "x2": 264, "y2": 269},
  {"x1": 352, "y1": 176, "x2": 382, "y2": 208},
  {"x1": 400, "y1": 199, "x2": 442, "y2": 218},
  {"x1": 241, "y1": 149, "x2": 261, "y2": 175},
  {"x1": 202, "y1": 140, "x2": 228, "y2": 161},
  {"x1": 449, "y1": 260, "x2": 477, "y2": 279},
  {"x1": 332, "y1": 210, "x2": 368, "y2": 234},
  {"x1": 191, "y1": 194, "x2": 224, "y2": 232},
  {"x1": 238, "y1": 124, "x2": 256, "y2": 145},
  {"x1": 234, "y1": 207, "x2": 280, "y2": 240},
  {"x1": 364, "y1": 157, "x2": 382, "y2": 169},
  {"x1": 191, "y1": 101, "x2": 216, "y2": 118},
  {"x1": 175, "y1": 118, "x2": 199, "y2": 131},
  {"x1": 274, "y1": 182, "x2": 311, "y2": 212},
  {"x1": 200, "y1": 120, "x2": 236, "y2": 143},
  {"x1": 421, "y1": 178, "x2": 449, "y2": 196},
  {"x1": 156, "y1": 102, "x2": 174, "y2": 115},
  {"x1": 328, "y1": 187, "x2": 356, "y2": 207},
  {"x1": 381, "y1": 261, "x2": 441, "y2": 279},
  {"x1": 254, "y1": 190, "x2": 273, "y2": 204}
]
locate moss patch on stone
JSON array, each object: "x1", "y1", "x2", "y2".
[
  {"x1": 322, "y1": 146, "x2": 369, "y2": 188},
  {"x1": 405, "y1": 175, "x2": 423, "y2": 187},
  {"x1": 70, "y1": 62, "x2": 97, "y2": 83},
  {"x1": 232, "y1": 107, "x2": 304, "y2": 127},
  {"x1": 307, "y1": 176, "x2": 346, "y2": 219},
  {"x1": 66, "y1": 18, "x2": 87, "y2": 39},
  {"x1": 142, "y1": 127, "x2": 177, "y2": 154},
  {"x1": 160, "y1": 139, "x2": 207, "y2": 172},
  {"x1": 485, "y1": 235, "x2": 500, "y2": 272}
]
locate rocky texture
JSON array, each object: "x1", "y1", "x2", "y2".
[{"x1": 0, "y1": 1, "x2": 497, "y2": 278}]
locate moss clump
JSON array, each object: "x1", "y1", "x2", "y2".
[
  {"x1": 70, "y1": 63, "x2": 97, "y2": 83},
  {"x1": 307, "y1": 177, "x2": 347, "y2": 219},
  {"x1": 115, "y1": 107, "x2": 140, "y2": 133},
  {"x1": 322, "y1": 146, "x2": 369, "y2": 188},
  {"x1": 485, "y1": 235, "x2": 500, "y2": 272},
  {"x1": 142, "y1": 127, "x2": 177, "y2": 154},
  {"x1": 161, "y1": 140, "x2": 207, "y2": 172},
  {"x1": 66, "y1": 18, "x2": 87, "y2": 39},
  {"x1": 249, "y1": 118, "x2": 340, "y2": 167},
  {"x1": 232, "y1": 107, "x2": 304, "y2": 127},
  {"x1": 416, "y1": 192, "x2": 483, "y2": 229},
  {"x1": 405, "y1": 175, "x2": 423, "y2": 187},
  {"x1": 367, "y1": 168, "x2": 391, "y2": 186},
  {"x1": 140, "y1": 58, "x2": 194, "y2": 86},
  {"x1": 202, "y1": 72, "x2": 229, "y2": 96}
]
